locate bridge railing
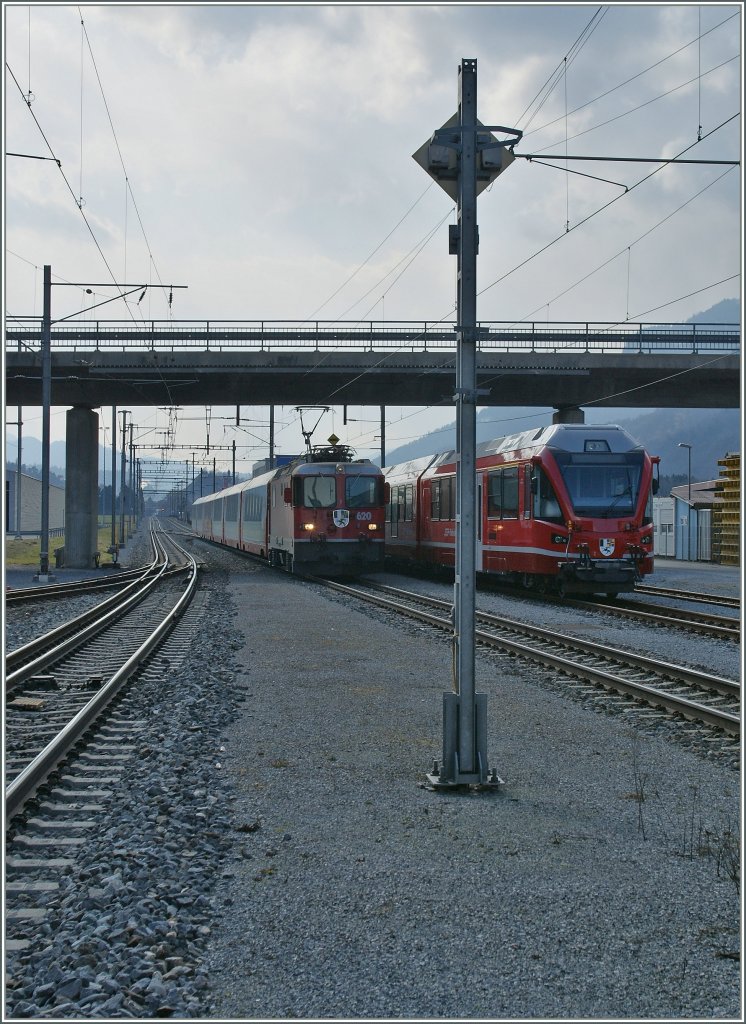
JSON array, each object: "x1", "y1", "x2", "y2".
[{"x1": 5, "y1": 318, "x2": 740, "y2": 355}]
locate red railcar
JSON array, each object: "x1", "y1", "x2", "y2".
[
  {"x1": 384, "y1": 423, "x2": 659, "y2": 596},
  {"x1": 192, "y1": 445, "x2": 386, "y2": 576}
]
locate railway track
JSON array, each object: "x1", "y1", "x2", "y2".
[
  {"x1": 563, "y1": 594, "x2": 740, "y2": 641},
  {"x1": 5, "y1": 523, "x2": 200, "y2": 954},
  {"x1": 315, "y1": 577, "x2": 740, "y2": 742},
  {"x1": 5, "y1": 566, "x2": 145, "y2": 605},
  {"x1": 5, "y1": 523, "x2": 197, "y2": 819},
  {"x1": 393, "y1": 567, "x2": 740, "y2": 641},
  {"x1": 634, "y1": 583, "x2": 740, "y2": 609}
]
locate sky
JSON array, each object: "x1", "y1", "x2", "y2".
[{"x1": 3, "y1": 1, "x2": 742, "y2": 489}]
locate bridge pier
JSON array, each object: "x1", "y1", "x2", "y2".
[
  {"x1": 553, "y1": 406, "x2": 585, "y2": 424},
  {"x1": 65, "y1": 406, "x2": 99, "y2": 569}
]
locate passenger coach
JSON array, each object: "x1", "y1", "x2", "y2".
[{"x1": 383, "y1": 423, "x2": 659, "y2": 596}]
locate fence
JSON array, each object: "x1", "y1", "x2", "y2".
[{"x1": 6, "y1": 319, "x2": 740, "y2": 356}]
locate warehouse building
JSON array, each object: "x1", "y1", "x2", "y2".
[{"x1": 5, "y1": 470, "x2": 65, "y2": 536}]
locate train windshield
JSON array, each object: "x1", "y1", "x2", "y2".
[
  {"x1": 346, "y1": 475, "x2": 379, "y2": 509},
  {"x1": 553, "y1": 452, "x2": 644, "y2": 517},
  {"x1": 300, "y1": 475, "x2": 337, "y2": 508}
]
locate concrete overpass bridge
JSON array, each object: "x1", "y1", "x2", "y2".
[
  {"x1": 5, "y1": 318, "x2": 739, "y2": 570},
  {"x1": 5, "y1": 318, "x2": 741, "y2": 411}
]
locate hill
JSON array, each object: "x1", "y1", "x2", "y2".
[
  {"x1": 382, "y1": 299, "x2": 741, "y2": 481},
  {"x1": 381, "y1": 406, "x2": 739, "y2": 483}
]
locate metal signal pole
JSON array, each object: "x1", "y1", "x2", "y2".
[
  {"x1": 38, "y1": 265, "x2": 52, "y2": 579},
  {"x1": 414, "y1": 59, "x2": 521, "y2": 788}
]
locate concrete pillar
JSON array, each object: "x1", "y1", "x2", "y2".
[
  {"x1": 553, "y1": 406, "x2": 585, "y2": 424},
  {"x1": 65, "y1": 407, "x2": 99, "y2": 568}
]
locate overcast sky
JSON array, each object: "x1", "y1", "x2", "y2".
[{"x1": 3, "y1": 2, "x2": 742, "y2": 481}]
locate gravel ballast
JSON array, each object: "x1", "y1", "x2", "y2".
[
  {"x1": 4, "y1": 537, "x2": 741, "y2": 1020},
  {"x1": 199, "y1": 557, "x2": 740, "y2": 1020}
]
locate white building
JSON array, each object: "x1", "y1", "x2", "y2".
[
  {"x1": 652, "y1": 496, "x2": 675, "y2": 557},
  {"x1": 670, "y1": 480, "x2": 722, "y2": 562},
  {"x1": 5, "y1": 470, "x2": 65, "y2": 535}
]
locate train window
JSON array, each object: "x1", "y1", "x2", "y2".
[
  {"x1": 444, "y1": 476, "x2": 456, "y2": 520},
  {"x1": 301, "y1": 475, "x2": 336, "y2": 508},
  {"x1": 397, "y1": 487, "x2": 406, "y2": 523},
  {"x1": 225, "y1": 495, "x2": 239, "y2": 522},
  {"x1": 644, "y1": 485, "x2": 654, "y2": 525},
  {"x1": 386, "y1": 486, "x2": 396, "y2": 523},
  {"x1": 405, "y1": 484, "x2": 414, "y2": 522},
  {"x1": 487, "y1": 472, "x2": 502, "y2": 518},
  {"x1": 554, "y1": 452, "x2": 643, "y2": 517},
  {"x1": 502, "y1": 467, "x2": 518, "y2": 518},
  {"x1": 431, "y1": 480, "x2": 441, "y2": 520},
  {"x1": 346, "y1": 475, "x2": 378, "y2": 509},
  {"x1": 532, "y1": 467, "x2": 563, "y2": 522},
  {"x1": 243, "y1": 492, "x2": 265, "y2": 522},
  {"x1": 487, "y1": 468, "x2": 518, "y2": 519},
  {"x1": 432, "y1": 476, "x2": 456, "y2": 520}
]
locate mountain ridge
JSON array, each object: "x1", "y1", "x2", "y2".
[{"x1": 380, "y1": 299, "x2": 741, "y2": 480}]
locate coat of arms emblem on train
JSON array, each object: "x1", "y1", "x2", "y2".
[
  {"x1": 333, "y1": 509, "x2": 350, "y2": 528},
  {"x1": 599, "y1": 538, "x2": 615, "y2": 557}
]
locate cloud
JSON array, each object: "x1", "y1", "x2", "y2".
[{"x1": 4, "y1": 3, "x2": 740, "y2": 460}]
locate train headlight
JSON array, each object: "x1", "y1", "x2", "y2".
[
  {"x1": 302, "y1": 523, "x2": 315, "y2": 531},
  {"x1": 368, "y1": 523, "x2": 378, "y2": 531}
]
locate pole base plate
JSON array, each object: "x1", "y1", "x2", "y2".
[{"x1": 424, "y1": 766, "x2": 505, "y2": 792}]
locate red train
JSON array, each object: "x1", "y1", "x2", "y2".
[
  {"x1": 383, "y1": 423, "x2": 659, "y2": 596},
  {"x1": 191, "y1": 444, "x2": 387, "y2": 576}
]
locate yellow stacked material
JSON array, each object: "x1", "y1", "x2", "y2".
[{"x1": 712, "y1": 453, "x2": 740, "y2": 565}]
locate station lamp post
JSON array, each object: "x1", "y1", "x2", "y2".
[{"x1": 677, "y1": 442, "x2": 692, "y2": 560}]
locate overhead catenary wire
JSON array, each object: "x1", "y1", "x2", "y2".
[
  {"x1": 301, "y1": 182, "x2": 435, "y2": 324},
  {"x1": 355, "y1": 273, "x2": 739, "y2": 457},
  {"x1": 343, "y1": 158, "x2": 739, "y2": 454},
  {"x1": 344, "y1": 208, "x2": 454, "y2": 324},
  {"x1": 284, "y1": 117, "x2": 739, "y2": 451},
  {"x1": 506, "y1": 164, "x2": 737, "y2": 328},
  {"x1": 477, "y1": 113, "x2": 739, "y2": 301},
  {"x1": 521, "y1": 10, "x2": 739, "y2": 142},
  {"x1": 298, "y1": 27, "x2": 739, "y2": 431},
  {"x1": 517, "y1": 6, "x2": 608, "y2": 132},
  {"x1": 8, "y1": 10, "x2": 737, "y2": 471},
  {"x1": 5, "y1": 60, "x2": 140, "y2": 322},
  {"x1": 528, "y1": 54, "x2": 739, "y2": 157},
  {"x1": 76, "y1": 9, "x2": 171, "y2": 316}
]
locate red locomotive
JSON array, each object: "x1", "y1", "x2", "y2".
[
  {"x1": 192, "y1": 443, "x2": 387, "y2": 576},
  {"x1": 383, "y1": 423, "x2": 659, "y2": 596}
]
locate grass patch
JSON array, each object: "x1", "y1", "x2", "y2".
[{"x1": 4, "y1": 527, "x2": 122, "y2": 567}]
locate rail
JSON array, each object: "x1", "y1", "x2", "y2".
[
  {"x1": 5, "y1": 526, "x2": 198, "y2": 818},
  {"x1": 5, "y1": 318, "x2": 740, "y2": 355},
  {"x1": 320, "y1": 577, "x2": 740, "y2": 737}
]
